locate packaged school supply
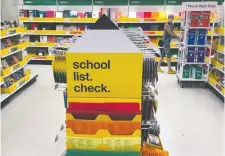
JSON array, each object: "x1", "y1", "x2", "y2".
[
  {"x1": 187, "y1": 48, "x2": 195, "y2": 62},
  {"x1": 39, "y1": 11, "x2": 46, "y2": 18},
  {"x1": 40, "y1": 36, "x2": 48, "y2": 42},
  {"x1": 46, "y1": 11, "x2": 55, "y2": 17},
  {"x1": 63, "y1": 10, "x2": 71, "y2": 18},
  {"x1": 197, "y1": 29, "x2": 207, "y2": 45},
  {"x1": 189, "y1": 11, "x2": 200, "y2": 27},
  {"x1": 85, "y1": 12, "x2": 92, "y2": 18},
  {"x1": 70, "y1": 11, "x2": 77, "y2": 18},
  {"x1": 56, "y1": 11, "x2": 63, "y2": 18},
  {"x1": 196, "y1": 48, "x2": 205, "y2": 62},
  {"x1": 187, "y1": 29, "x2": 197, "y2": 45},
  {"x1": 200, "y1": 11, "x2": 210, "y2": 27},
  {"x1": 192, "y1": 66, "x2": 203, "y2": 79},
  {"x1": 183, "y1": 65, "x2": 191, "y2": 78}
]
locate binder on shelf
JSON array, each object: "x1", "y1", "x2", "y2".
[
  {"x1": 66, "y1": 120, "x2": 140, "y2": 135},
  {"x1": 66, "y1": 113, "x2": 141, "y2": 122}
]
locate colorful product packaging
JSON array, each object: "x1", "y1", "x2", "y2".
[
  {"x1": 197, "y1": 29, "x2": 207, "y2": 45},
  {"x1": 196, "y1": 48, "x2": 206, "y2": 62},
  {"x1": 187, "y1": 47, "x2": 196, "y2": 62},
  {"x1": 187, "y1": 29, "x2": 197, "y2": 45}
]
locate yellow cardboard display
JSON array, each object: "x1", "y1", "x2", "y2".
[{"x1": 66, "y1": 53, "x2": 143, "y2": 99}]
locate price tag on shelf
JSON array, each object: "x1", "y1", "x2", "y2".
[
  {"x1": 31, "y1": 42, "x2": 35, "y2": 46},
  {"x1": 65, "y1": 18, "x2": 70, "y2": 22},
  {"x1": 65, "y1": 31, "x2": 70, "y2": 35},
  {"x1": 215, "y1": 84, "x2": 222, "y2": 92},
  {"x1": 29, "y1": 16, "x2": 33, "y2": 21}
]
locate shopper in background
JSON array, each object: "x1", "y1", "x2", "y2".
[{"x1": 157, "y1": 14, "x2": 179, "y2": 74}]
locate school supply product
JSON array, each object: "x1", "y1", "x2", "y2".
[
  {"x1": 189, "y1": 11, "x2": 200, "y2": 27},
  {"x1": 199, "y1": 11, "x2": 210, "y2": 27},
  {"x1": 46, "y1": 11, "x2": 55, "y2": 17},
  {"x1": 56, "y1": 11, "x2": 63, "y2": 18},
  {"x1": 63, "y1": 10, "x2": 71, "y2": 18},
  {"x1": 40, "y1": 36, "x2": 48, "y2": 42},
  {"x1": 196, "y1": 48, "x2": 205, "y2": 62},
  {"x1": 197, "y1": 29, "x2": 207, "y2": 45},
  {"x1": 192, "y1": 66, "x2": 203, "y2": 79},
  {"x1": 187, "y1": 29, "x2": 197, "y2": 45},
  {"x1": 187, "y1": 47, "x2": 195, "y2": 62}
]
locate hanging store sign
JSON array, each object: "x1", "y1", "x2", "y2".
[
  {"x1": 182, "y1": 2, "x2": 217, "y2": 11},
  {"x1": 129, "y1": 0, "x2": 165, "y2": 5},
  {"x1": 66, "y1": 53, "x2": 143, "y2": 99},
  {"x1": 57, "y1": 0, "x2": 92, "y2": 5},
  {"x1": 93, "y1": 0, "x2": 128, "y2": 5},
  {"x1": 23, "y1": 0, "x2": 56, "y2": 5}
]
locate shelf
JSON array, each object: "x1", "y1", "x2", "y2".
[
  {"x1": 186, "y1": 44, "x2": 210, "y2": 48},
  {"x1": 19, "y1": 17, "x2": 98, "y2": 23},
  {"x1": 215, "y1": 44, "x2": 225, "y2": 54},
  {"x1": 145, "y1": 30, "x2": 217, "y2": 37},
  {"x1": 215, "y1": 27, "x2": 225, "y2": 36},
  {"x1": 27, "y1": 42, "x2": 72, "y2": 48},
  {"x1": 154, "y1": 57, "x2": 177, "y2": 62},
  {"x1": 211, "y1": 58, "x2": 225, "y2": 73},
  {"x1": 25, "y1": 30, "x2": 83, "y2": 36},
  {"x1": 178, "y1": 57, "x2": 210, "y2": 65},
  {"x1": 117, "y1": 17, "x2": 181, "y2": 23},
  {"x1": 208, "y1": 76, "x2": 224, "y2": 96},
  {"x1": 1, "y1": 73, "x2": 38, "y2": 103},
  {"x1": 28, "y1": 54, "x2": 54, "y2": 61},
  {"x1": 0, "y1": 42, "x2": 28, "y2": 58},
  {"x1": 0, "y1": 27, "x2": 26, "y2": 39},
  {"x1": 176, "y1": 73, "x2": 207, "y2": 82},
  {"x1": 1, "y1": 57, "x2": 29, "y2": 78}
]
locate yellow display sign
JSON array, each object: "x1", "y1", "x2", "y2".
[{"x1": 66, "y1": 53, "x2": 143, "y2": 99}]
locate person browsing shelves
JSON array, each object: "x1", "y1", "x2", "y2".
[{"x1": 157, "y1": 14, "x2": 179, "y2": 74}]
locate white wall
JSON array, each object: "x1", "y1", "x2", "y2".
[{"x1": 1, "y1": 0, "x2": 19, "y2": 21}]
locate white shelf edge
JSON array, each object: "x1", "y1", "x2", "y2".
[
  {"x1": 1, "y1": 73, "x2": 38, "y2": 103},
  {"x1": 177, "y1": 73, "x2": 208, "y2": 82},
  {"x1": 0, "y1": 33, "x2": 22, "y2": 39},
  {"x1": 20, "y1": 21, "x2": 95, "y2": 23},
  {"x1": 1, "y1": 48, "x2": 26, "y2": 59},
  {"x1": 3, "y1": 60, "x2": 29, "y2": 78}
]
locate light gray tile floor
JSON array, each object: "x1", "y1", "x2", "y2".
[{"x1": 1, "y1": 65, "x2": 224, "y2": 156}]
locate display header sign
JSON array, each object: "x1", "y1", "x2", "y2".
[
  {"x1": 66, "y1": 53, "x2": 143, "y2": 99},
  {"x1": 93, "y1": 0, "x2": 128, "y2": 5},
  {"x1": 182, "y1": 2, "x2": 217, "y2": 11},
  {"x1": 129, "y1": 0, "x2": 165, "y2": 5},
  {"x1": 23, "y1": 0, "x2": 56, "y2": 5},
  {"x1": 58, "y1": 0, "x2": 92, "y2": 5}
]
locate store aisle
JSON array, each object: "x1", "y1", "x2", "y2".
[
  {"x1": 1, "y1": 65, "x2": 65, "y2": 156},
  {"x1": 1, "y1": 65, "x2": 224, "y2": 156},
  {"x1": 157, "y1": 71, "x2": 224, "y2": 156}
]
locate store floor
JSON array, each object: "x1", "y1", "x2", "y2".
[{"x1": 1, "y1": 65, "x2": 224, "y2": 156}]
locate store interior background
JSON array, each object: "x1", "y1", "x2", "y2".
[{"x1": 1, "y1": 1, "x2": 225, "y2": 156}]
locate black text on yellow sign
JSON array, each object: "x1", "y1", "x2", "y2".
[{"x1": 66, "y1": 53, "x2": 143, "y2": 99}]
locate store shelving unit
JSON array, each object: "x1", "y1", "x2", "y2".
[
  {"x1": 176, "y1": 2, "x2": 217, "y2": 88},
  {"x1": 0, "y1": 28, "x2": 38, "y2": 105}
]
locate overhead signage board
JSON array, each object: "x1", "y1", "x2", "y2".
[
  {"x1": 93, "y1": 0, "x2": 128, "y2": 5},
  {"x1": 182, "y1": 2, "x2": 217, "y2": 11},
  {"x1": 129, "y1": 0, "x2": 165, "y2": 5},
  {"x1": 57, "y1": 0, "x2": 92, "y2": 5},
  {"x1": 23, "y1": 0, "x2": 56, "y2": 5}
]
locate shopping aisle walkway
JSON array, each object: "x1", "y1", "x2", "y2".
[
  {"x1": 1, "y1": 65, "x2": 224, "y2": 156},
  {"x1": 157, "y1": 71, "x2": 224, "y2": 156}
]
